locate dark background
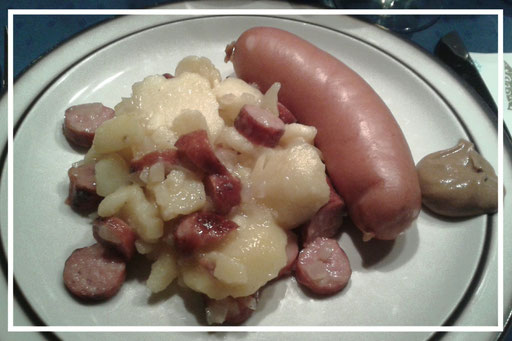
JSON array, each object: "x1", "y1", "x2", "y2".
[{"x1": 1, "y1": 0, "x2": 511, "y2": 80}]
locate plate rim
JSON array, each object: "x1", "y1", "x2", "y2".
[{"x1": 1, "y1": 10, "x2": 509, "y2": 341}]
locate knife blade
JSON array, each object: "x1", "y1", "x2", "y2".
[{"x1": 434, "y1": 31, "x2": 498, "y2": 115}]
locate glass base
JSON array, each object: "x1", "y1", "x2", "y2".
[{"x1": 332, "y1": 0, "x2": 443, "y2": 33}]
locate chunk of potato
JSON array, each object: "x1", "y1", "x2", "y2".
[
  {"x1": 95, "y1": 154, "x2": 131, "y2": 197},
  {"x1": 215, "y1": 127, "x2": 255, "y2": 155},
  {"x1": 147, "y1": 162, "x2": 166, "y2": 184},
  {"x1": 146, "y1": 249, "x2": 179, "y2": 293},
  {"x1": 172, "y1": 109, "x2": 209, "y2": 138},
  {"x1": 93, "y1": 114, "x2": 145, "y2": 154},
  {"x1": 214, "y1": 78, "x2": 263, "y2": 125},
  {"x1": 175, "y1": 56, "x2": 222, "y2": 88},
  {"x1": 207, "y1": 252, "x2": 248, "y2": 286},
  {"x1": 149, "y1": 169, "x2": 206, "y2": 221},
  {"x1": 180, "y1": 206, "x2": 287, "y2": 299},
  {"x1": 98, "y1": 185, "x2": 163, "y2": 242},
  {"x1": 84, "y1": 145, "x2": 101, "y2": 162},
  {"x1": 121, "y1": 74, "x2": 224, "y2": 141},
  {"x1": 135, "y1": 239, "x2": 159, "y2": 255},
  {"x1": 216, "y1": 93, "x2": 257, "y2": 126},
  {"x1": 279, "y1": 123, "x2": 317, "y2": 147},
  {"x1": 130, "y1": 136, "x2": 158, "y2": 161},
  {"x1": 251, "y1": 143, "x2": 330, "y2": 229},
  {"x1": 214, "y1": 77, "x2": 263, "y2": 100},
  {"x1": 150, "y1": 126, "x2": 178, "y2": 152}
]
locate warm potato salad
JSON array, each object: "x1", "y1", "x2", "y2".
[{"x1": 63, "y1": 56, "x2": 331, "y2": 324}]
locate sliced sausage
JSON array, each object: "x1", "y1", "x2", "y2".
[
  {"x1": 277, "y1": 102, "x2": 297, "y2": 124},
  {"x1": 174, "y1": 212, "x2": 239, "y2": 253},
  {"x1": 130, "y1": 149, "x2": 179, "y2": 174},
  {"x1": 295, "y1": 237, "x2": 351, "y2": 295},
  {"x1": 174, "y1": 130, "x2": 228, "y2": 175},
  {"x1": 66, "y1": 162, "x2": 102, "y2": 214},
  {"x1": 204, "y1": 173, "x2": 241, "y2": 215},
  {"x1": 205, "y1": 294, "x2": 258, "y2": 325},
  {"x1": 227, "y1": 27, "x2": 421, "y2": 240},
  {"x1": 234, "y1": 104, "x2": 285, "y2": 147},
  {"x1": 93, "y1": 217, "x2": 136, "y2": 260},
  {"x1": 278, "y1": 231, "x2": 299, "y2": 277},
  {"x1": 63, "y1": 103, "x2": 115, "y2": 149},
  {"x1": 302, "y1": 178, "x2": 345, "y2": 245},
  {"x1": 63, "y1": 243, "x2": 126, "y2": 301}
]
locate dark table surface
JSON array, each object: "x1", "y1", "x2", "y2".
[
  {"x1": 1, "y1": 0, "x2": 511, "y2": 80},
  {"x1": 1, "y1": 0, "x2": 511, "y2": 340}
]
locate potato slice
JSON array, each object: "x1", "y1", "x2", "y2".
[
  {"x1": 98, "y1": 185, "x2": 163, "y2": 242},
  {"x1": 214, "y1": 78, "x2": 263, "y2": 125},
  {"x1": 149, "y1": 169, "x2": 206, "y2": 221},
  {"x1": 147, "y1": 249, "x2": 179, "y2": 293},
  {"x1": 208, "y1": 252, "x2": 248, "y2": 286},
  {"x1": 215, "y1": 126, "x2": 255, "y2": 155},
  {"x1": 92, "y1": 114, "x2": 144, "y2": 154},
  {"x1": 95, "y1": 154, "x2": 131, "y2": 197},
  {"x1": 180, "y1": 206, "x2": 287, "y2": 299},
  {"x1": 172, "y1": 109, "x2": 209, "y2": 138},
  {"x1": 279, "y1": 123, "x2": 317, "y2": 147},
  {"x1": 251, "y1": 143, "x2": 330, "y2": 229},
  {"x1": 175, "y1": 56, "x2": 222, "y2": 88}
]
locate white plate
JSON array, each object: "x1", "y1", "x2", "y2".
[{"x1": 2, "y1": 9, "x2": 510, "y2": 341}]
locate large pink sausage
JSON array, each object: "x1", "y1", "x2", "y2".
[{"x1": 227, "y1": 27, "x2": 421, "y2": 240}]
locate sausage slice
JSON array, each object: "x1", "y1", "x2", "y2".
[
  {"x1": 234, "y1": 104, "x2": 285, "y2": 147},
  {"x1": 302, "y1": 178, "x2": 345, "y2": 245},
  {"x1": 63, "y1": 103, "x2": 115, "y2": 148},
  {"x1": 174, "y1": 212, "x2": 239, "y2": 253},
  {"x1": 204, "y1": 173, "x2": 241, "y2": 215},
  {"x1": 63, "y1": 243, "x2": 126, "y2": 301},
  {"x1": 66, "y1": 162, "x2": 102, "y2": 214},
  {"x1": 174, "y1": 130, "x2": 228, "y2": 175},
  {"x1": 295, "y1": 237, "x2": 351, "y2": 295},
  {"x1": 277, "y1": 102, "x2": 297, "y2": 124},
  {"x1": 93, "y1": 217, "x2": 136, "y2": 260},
  {"x1": 130, "y1": 149, "x2": 179, "y2": 174}
]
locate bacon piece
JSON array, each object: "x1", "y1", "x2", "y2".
[
  {"x1": 277, "y1": 102, "x2": 297, "y2": 124},
  {"x1": 93, "y1": 217, "x2": 136, "y2": 260},
  {"x1": 63, "y1": 243, "x2": 126, "y2": 301},
  {"x1": 130, "y1": 149, "x2": 179, "y2": 174},
  {"x1": 295, "y1": 237, "x2": 351, "y2": 295},
  {"x1": 302, "y1": 178, "x2": 345, "y2": 245},
  {"x1": 234, "y1": 104, "x2": 285, "y2": 147},
  {"x1": 66, "y1": 162, "x2": 102, "y2": 214},
  {"x1": 174, "y1": 212, "x2": 239, "y2": 253},
  {"x1": 205, "y1": 294, "x2": 258, "y2": 325},
  {"x1": 278, "y1": 231, "x2": 299, "y2": 277},
  {"x1": 204, "y1": 174, "x2": 241, "y2": 215},
  {"x1": 63, "y1": 103, "x2": 115, "y2": 148},
  {"x1": 162, "y1": 73, "x2": 174, "y2": 79},
  {"x1": 175, "y1": 130, "x2": 228, "y2": 175}
]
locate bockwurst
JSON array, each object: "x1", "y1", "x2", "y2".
[{"x1": 227, "y1": 27, "x2": 421, "y2": 240}]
